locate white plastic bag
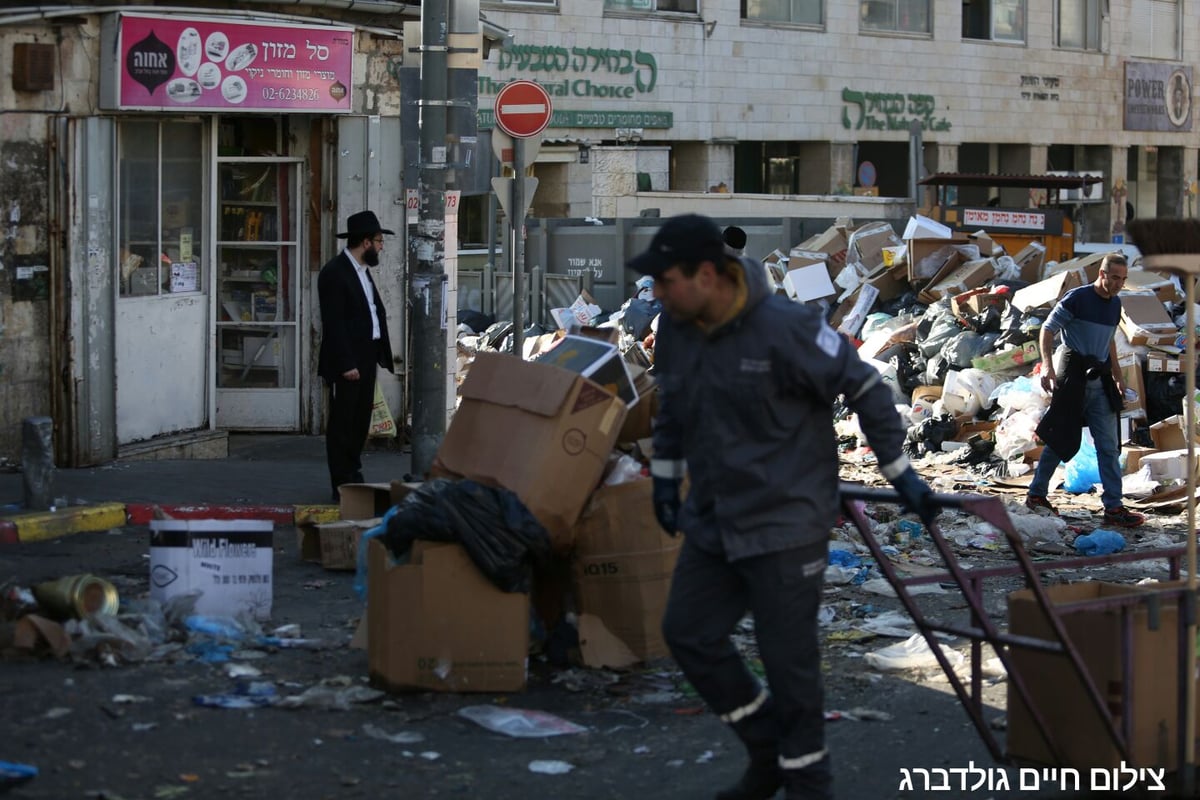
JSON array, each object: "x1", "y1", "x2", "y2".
[{"x1": 864, "y1": 633, "x2": 964, "y2": 671}]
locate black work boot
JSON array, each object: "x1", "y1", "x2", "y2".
[
  {"x1": 782, "y1": 753, "x2": 833, "y2": 800},
  {"x1": 715, "y1": 748, "x2": 782, "y2": 800},
  {"x1": 715, "y1": 693, "x2": 783, "y2": 800}
]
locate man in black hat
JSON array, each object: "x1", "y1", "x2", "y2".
[
  {"x1": 634, "y1": 213, "x2": 936, "y2": 800},
  {"x1": 318, "y1": 210, "x2": 395, "y2": 502}
]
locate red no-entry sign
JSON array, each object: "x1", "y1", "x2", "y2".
[{"x1": 494, "y1": 80, "x2": 553, "y2": 138}]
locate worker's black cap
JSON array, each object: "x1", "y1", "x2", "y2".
[{"x1": 628, "y1": 214, "x2": 726, "y2": 278}]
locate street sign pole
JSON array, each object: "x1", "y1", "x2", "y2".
[
  {"x1": 512, "y1": 138, "x2": 525, "y2": 358},
  {"x1": 493, "y1": 80, "x2": 551, "y2": 359}
]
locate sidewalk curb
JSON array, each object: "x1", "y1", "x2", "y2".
[
  {"x1": 2, "y1": 503, "x2": 341, "y2": 542},
  {"x1": 2, "y1": 503, "x2": 127, "y2": 542},
  {"x1": 125, "y1": 504, "x2": 298, "y2": 526}
]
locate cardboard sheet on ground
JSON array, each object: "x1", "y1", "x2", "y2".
[{"x1": 577, "y1": 613, "x2": 640, "y2": 669}]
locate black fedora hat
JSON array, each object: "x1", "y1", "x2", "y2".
[{"x1": 336, "y1": 210, "x2": 394, "y2": 239}]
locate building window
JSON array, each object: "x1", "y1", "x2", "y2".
[
  {"x1": 605, "y1": 0, "x2": 699, "y2": 12},
  {"x1": 485, "y1": 0, "x2": 557, "y2": 6},
  {"x1": 963, "y1": 0, "x2": 1024, "y2": 42},
  {"x1": 860, "y1": 0, "x2": 929, "y2": 34},
  {"x1": 744, "y1": 0, "x2": 822, "y2": 26},
  {"x1": 117, "y1": 120, "x2": 205, "y2": 298},
  {"x1": 1056, "y1": 0, "x2": 1102, "y2": 50},
  {"x1": 1131, "y1": 0, "x2": 1179, "y2": 59}
]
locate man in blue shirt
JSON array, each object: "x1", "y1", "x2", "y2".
[{"x1": 1026, "y1": 253, "x2": 1144, "y2": 527}]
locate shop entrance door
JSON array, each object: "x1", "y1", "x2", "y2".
[{"x1": 213, "y1": 153, "x2": 303, "y2": 429}]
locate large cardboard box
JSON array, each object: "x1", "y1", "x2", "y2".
[
  {"x1": 1011, "y1": 242, "x2": 1047, "y2": 283},
  {"x1": 782, "y1": 262, "x2": 837, "y2": 302},
  {"x1": 847, "y1": 222, "x2": 900, "y2": 272},
  {"x1": 905, "y1": 235, "x2": 971, "y2": 281},
  {"x1": 1119, "y1": 294, "x2": 1177, "y2": 346},
  {"x1": 572, "y1": 479, "x2": 681, "y2": 667},
  {"x1": 1147, "y1": 352, "x2": 1183, "y2": 373},
  {"x1": 367, "y1": 539, "x2": 529, "y2": 692},
  {"x1": 917, "y1": 257, "x2": 996, "y2": 304},
  {"x1": 795, "y1": 226, "x2": 849, "y2": 278},
  {"x1": 830, "y1": 282, "x2": 880, "y2": 338},
  {"x1": 149, "y1": 519, "x2": 275, "y2": 620},
  {"x1": 1125, "y1": 269, "x2": 1181, "y2": 304},
  {"x1": 1010, "y1": 270, "x2": 1082, "y2": 313},
  {"x1": 434, "y1": 352, "x2": 627, "y2": 551},
  {"x1": 1007, "y1": 581, "x2": 1199, "y2": 770},
  {"x1": 309, "y1": 518, "x2": 380, "y2": 571}
]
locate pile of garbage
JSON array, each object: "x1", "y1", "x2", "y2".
[{"x1": 450, "y1": 213, "x2": 1197, "y2": 500}]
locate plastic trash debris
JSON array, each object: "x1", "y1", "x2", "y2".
[
  {"x1": 860, "y1": 578, "x2": 944, "y2": 597},
  {"x1": 1007, "y1": 514, "x2": 1067, "y2": 544},
  {"x1": 0, "y1": 761, "x2": 37, "y2": 790},
  {"x1": 842, "y1": 707, "x2": 893, "y2": 722},
  {"x1": 192, "y1": 681, "x2": 277, "y2": 709},
  {"x1": 528, "y1": 760, "x2": 575, "y2": 775},
  {"x1": 362, "y1": 724, "x2": 424, "y2": 744},
  {"x1": 1062, "y1": 435, "x2": 1100, "y2": 494},
  {"x1": 695, "y1": 750, "x2": 715, "y2": 764},
  {"x1": 276, "y1": 684, "x2": 385, "y2": 710},
  {"x1": 827, "y1": 550, "x2": 862, "y2": 569},
  {"x1": 864, "y1": 633, "x2": 964, "y2": 672},
  {"x1": 457, "y1": 705, "x2": 587, "y2": 738},
  {"x1": 859, "y1": 610, "x2": 916, "y2": 638},
  {"x1": 1073, "y1": 529, "x2": 1126, "y2": 556}
]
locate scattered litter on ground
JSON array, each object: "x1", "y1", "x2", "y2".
[
  {"x1": 528, "y1": 760, "x2": 575, "y2": 775},
  {"x1": 457, "y1": 705, "x2": 587, "y2": 737}
]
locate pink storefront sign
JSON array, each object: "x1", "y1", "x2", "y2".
[{"x1": 115, "y1": 14, "x2": 354, "y2": 112}]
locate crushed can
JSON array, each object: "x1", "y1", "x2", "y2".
[{"x1": 32, "y1": 574, "x2": 119, "y2": 619}]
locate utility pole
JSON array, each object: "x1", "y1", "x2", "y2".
[{"x1": 409, "y1": 0, "x2": 449, "y2": 477}]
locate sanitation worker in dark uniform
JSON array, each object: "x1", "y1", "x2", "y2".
[{"x1": 631, "y1": 214, "x2": 936, "y2": 800}]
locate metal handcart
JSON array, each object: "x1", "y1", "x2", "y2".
[{"x1": 839, "y1": 484, "x2": 1195, "y2": 793}]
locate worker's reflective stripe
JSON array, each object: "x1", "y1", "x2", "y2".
[
  {"x1": 879, "y1": 454, "x2": 910, "y2": 480},
  {"x1": 849, "y1": 370, "x2": 880, "y2": 401},
  {"x1": 650, "y1": 458, "x2": 687, "y2": 479},
  {"x1": 779, "y1": 749, "x2": 828, "y2": 770},
  {"x1": 719, "y1": 688, "x2": 768, "y2": 724}
]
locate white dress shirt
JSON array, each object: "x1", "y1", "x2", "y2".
[{"x1": 345, "y1": 249, "x2": 381, "y2": 341}]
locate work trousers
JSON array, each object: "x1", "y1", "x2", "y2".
[
  {"x1": 325, "y1": 357, "x2": 378, "y2": 496},
  {"x1": 662, "y1": 536, "x2": 830, "y2": 774}
]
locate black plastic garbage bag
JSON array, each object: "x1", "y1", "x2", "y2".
[
  {"x1": 940, "y1": 331, "x2": 998, "y2": 370},
  {"x1": 382, "y1": 479, "x2": 552, "y2": 593},
  {"x1": 1144, "y1": 371, "x2": 1187, "y2": 426},
  {"x1": 964, "y1": 304, "x2": 1003, "y2": 335},
  {"x1": 621, "y1": 298, "x2": 661, "y2": 340},
  {"x1": 459, "y1": 309, "x2": 495, "y2": 335},
  {"x1": 904, "y1": 413, "x2": 959, "y2": 457}
]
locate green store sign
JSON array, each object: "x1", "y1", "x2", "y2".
[{"x1": 842, "y1": 88, "x2": 951, "y2": 132}]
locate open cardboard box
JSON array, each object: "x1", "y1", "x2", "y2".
[
  {"x1": 365, "y1": 539, "x2": 529, "y2": 692},
  {"x1": 1007, "y1": 581, "x2": 1200, "y2": 770}
]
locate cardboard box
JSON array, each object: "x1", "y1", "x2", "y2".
[
  {"x1": 905, "y1": 235, "x2": 971, "y2": 282},
  {"x1": 902, "y1": 214, "x2": 953, "y2": 240},
  {"x1": 149, "y1": 519, "x2": 275, "y2": 620},
  {"x1": 389, "y1": 480, "x2": 423, "y2": 507},
  {"x1": 848, "y1": 222, "x2": 900, "y2": 271},
  {"x1": 830, "y1": 282, "x2": 880, "y2": 338},
  {"x1": 1139, "y1": 448, "x2": 1196, "y2": 481},
  {"x1": 865, "y1": 263, "x2": 910, "y2": 303},
  {"x1": 1119, "y1": 294, "x2": 1177, "y2": 346},
  {"x1": 339, "y1": 483, "x2": 394, "y2": 521},
  {"x1": 1121, "y1": 445, "x2": 1159, "y2": 475},
  {"x1": 953, "y1": 287, "x2": 1010, "y2": 318},
  {"x1": 572, "y1": 479, "x2": 681, "y2": 667},
  {"x1": 1010, "y1": 271, "x2": 1082, "y2": 313},
  {"x1": 433, "y1": 351, "x2": 627, "y2": 551},
  {"x1": 1007, "y1": 581, "x2": 1199, "y2": 770},
  {"x1": 1147, "y1": 353, "x2": 1182, "y2": 373},
  {"x1": 367, "y1": 539, "x2": 529, "y2": 692},
  {"x1": 917, "y1": 258, "x2": 996, "y2": 304},
  {"x1": 309, "y1": 518, "x2": 380, "y2": 571},
  {"x1": 1125, "y1": 269, "x2": 1181, "y2": 304},
  {"x1": 618, "y1": 377, "x2": 659, "y2": 444},
  {"x1": 295, "y1": 505, "x2": 340, "y2": 563},
  {"x1": 968, "y1": 229, "x2": 998, "y2": 258},
  {"x1": 1149, "y1": 414, "x2": 1195, "y2": 450},
  {"x1": 1011, "y1": 241, "x2": 1047, "y2": 283},
  {"x1": 1118, "y1": 351, "x2": 1146, "y2": 420},
  {"x1": 782, "y1": 262, "x2": 837, "y2": 302},
  {"x1": 535, "y1": 334, "x2": 639, "y2": 407},
  {"x1": 795, "y1": 226, "x2": 848, "y2": 274},
  {"x1": 970, "y1": 341, "x2": 1040, "y2": 373}
]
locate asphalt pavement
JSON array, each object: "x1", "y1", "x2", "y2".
[{"x1": 0, "y1": 435, "x2": 1192, "y2": 798}]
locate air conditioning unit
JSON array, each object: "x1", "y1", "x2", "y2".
[{"x1": 1047, "y1": 171, "x2": 1105, "y2": 203}]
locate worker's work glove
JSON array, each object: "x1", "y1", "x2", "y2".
[
  {"x1": 890, "y1": 468, "x2": 937, "y2": 528},
  {"x1": 652, "y1": 477, "x2": 682, "y2": 536}
]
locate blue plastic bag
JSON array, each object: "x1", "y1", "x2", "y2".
[
  {"x1": 1062, "y1": 435, "x2": 1100, "y2": 494},
  {"x1": 353, "y1": 504, "x2": 400, "y2": 601},
  {"x1": 1073, "y1": 529, "x2": 1126, "y2": 556}
]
